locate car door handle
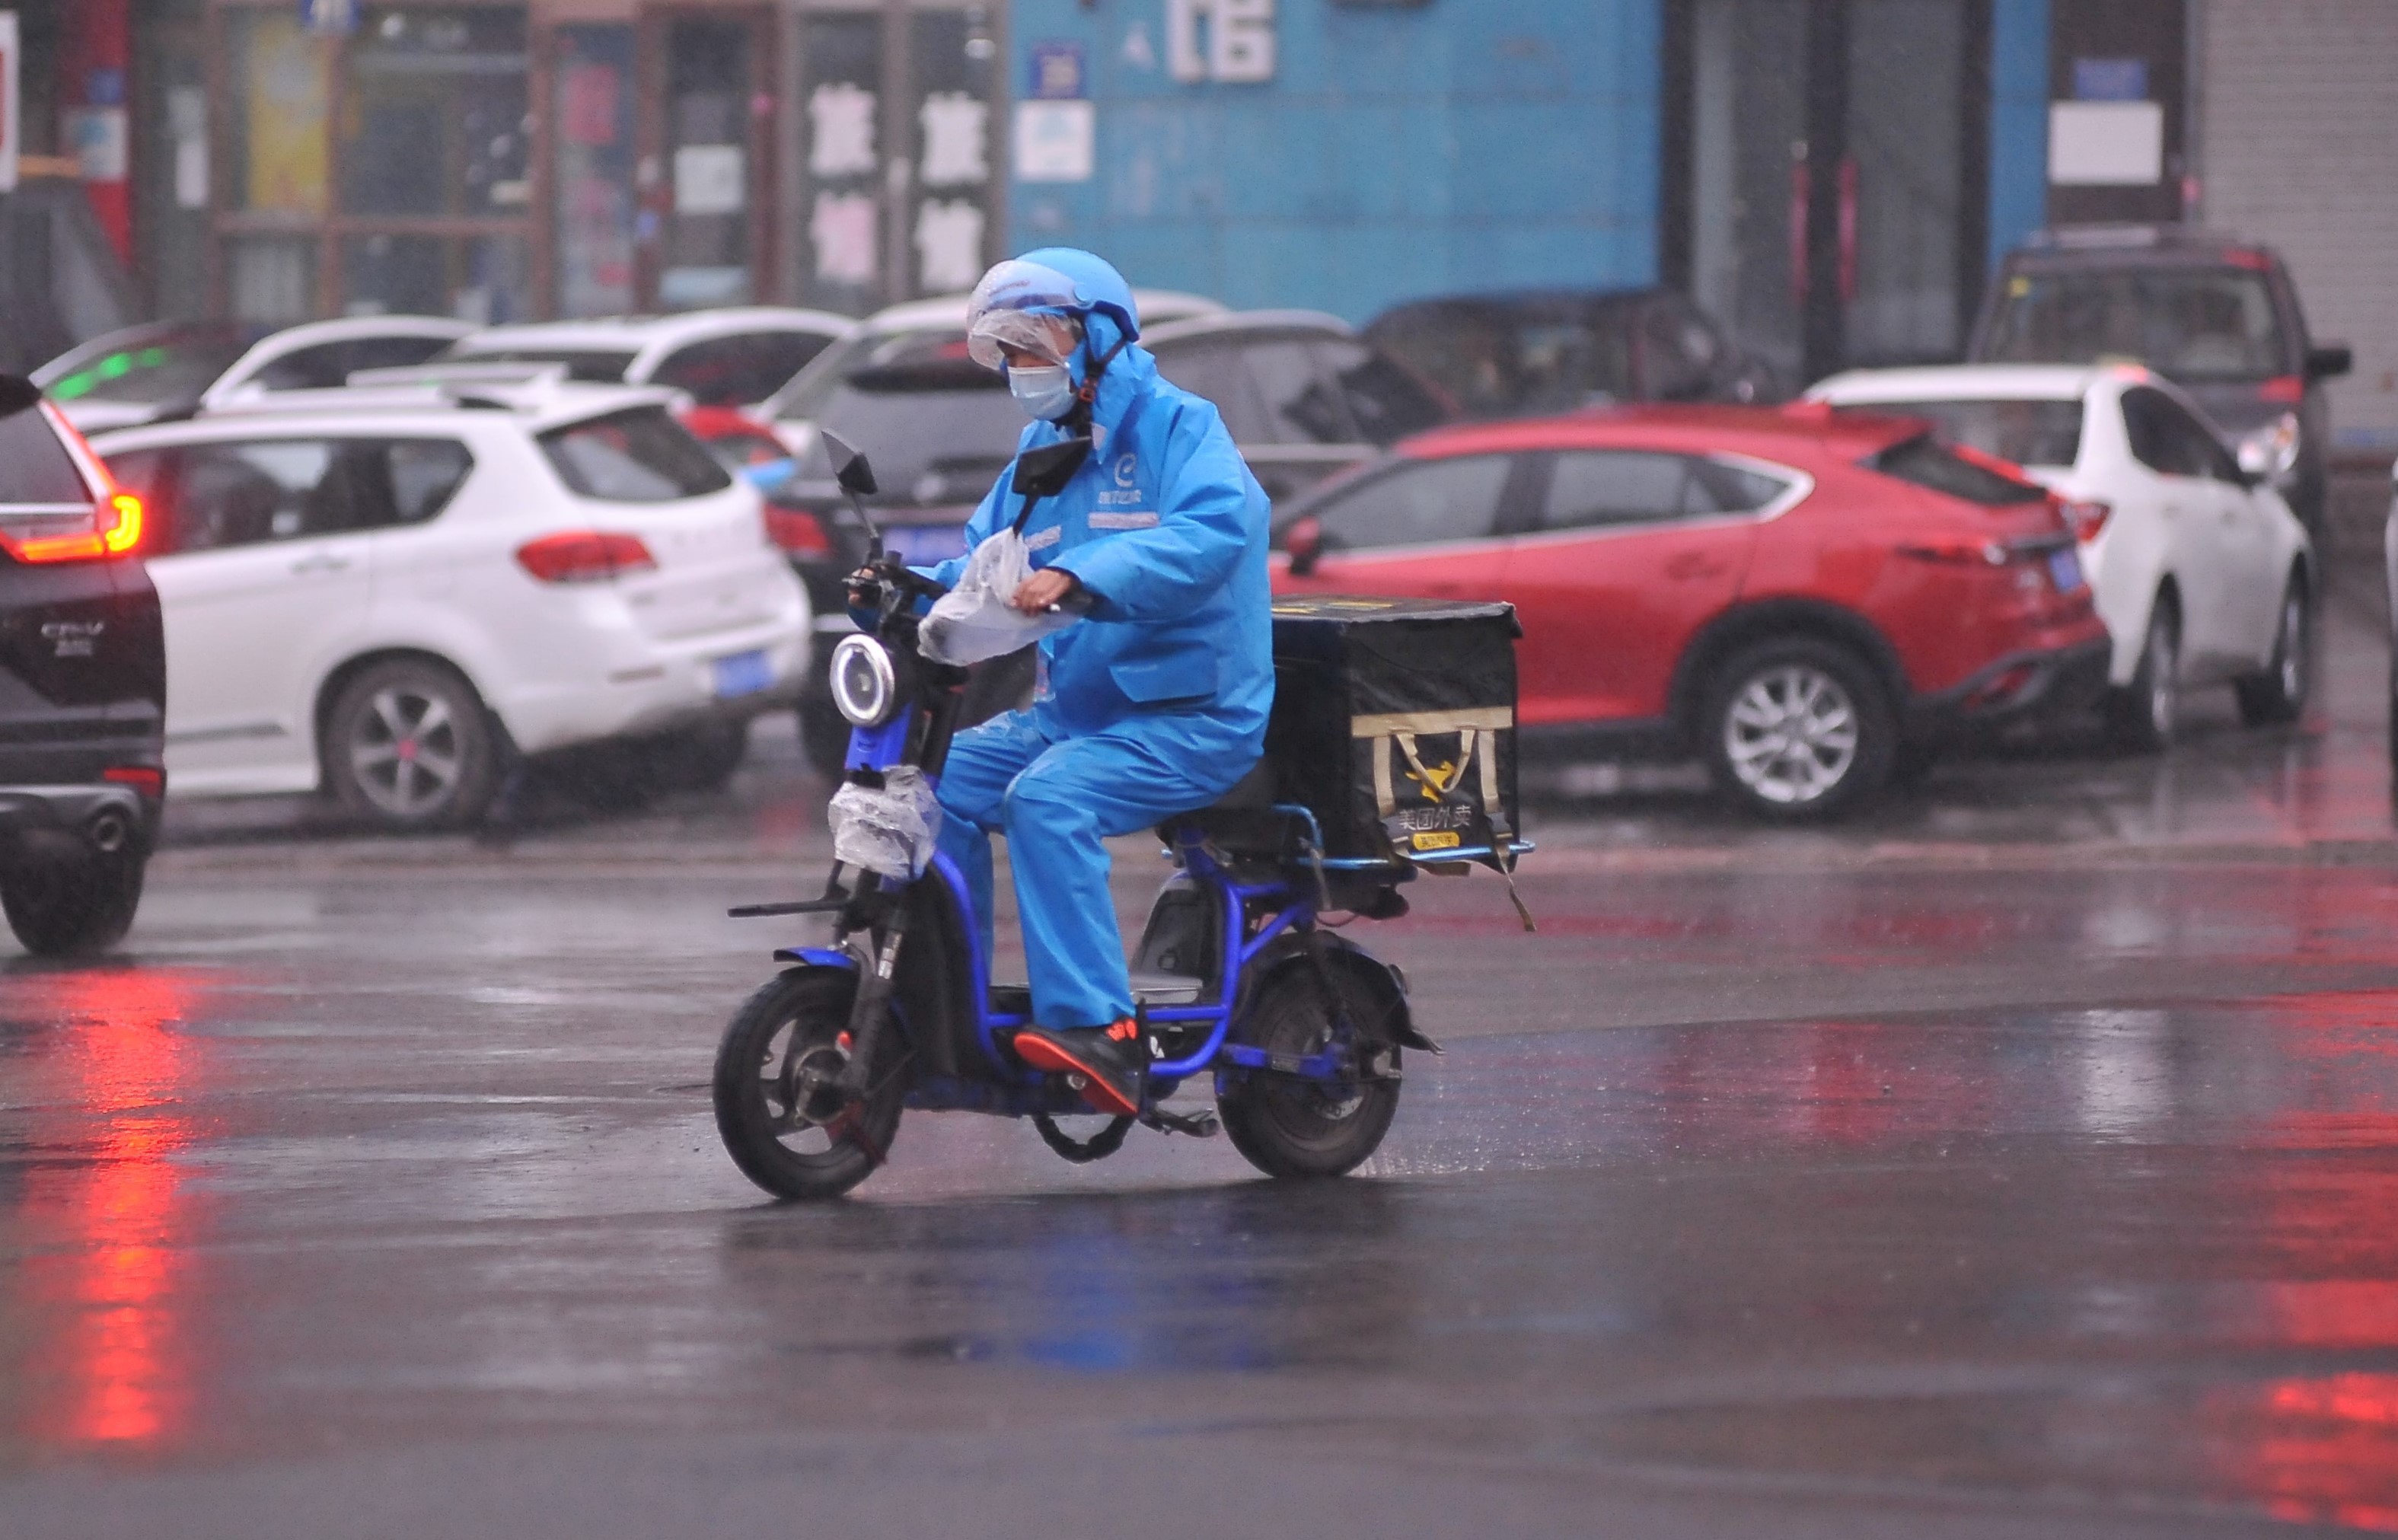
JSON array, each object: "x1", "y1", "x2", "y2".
[
  {"x1": 289, "y1": 553, "x2": 352, "y2": 576},
  {"x1": 1664, "y1": 553, "x2": 1727, "y2": 579}
]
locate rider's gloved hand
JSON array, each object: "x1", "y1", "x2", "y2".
[{"x1": 843, "y1": 565, "x2": 885, "y2": 611}]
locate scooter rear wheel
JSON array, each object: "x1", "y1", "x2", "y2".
[
  {"x1": 1217, "y1": 969, "x2": 1400, "y2": 1180},
  {"x1": 713, "y1": 968, "x2": 903, "y2": 1200}
]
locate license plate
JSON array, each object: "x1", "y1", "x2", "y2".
[
  {"x1": 885, "y1": 524, "x2": 968, "y2": 564},
  {"x1": 712, "y1": 649, "x2": 773, "y2": 699},
  {"x1": 2047, "y1": 548, "x2": 2083, "y2": 592}
]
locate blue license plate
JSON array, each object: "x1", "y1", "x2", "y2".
[
  {"x1": 2047, "y1": 548, "x2": 2083, "y2": 592},
  {"x1": 712, "y1": 649, "x2": 773, "y2": 699},
  {"x1": 885, "y1": 524, "x2": 968, "y2": 563}
]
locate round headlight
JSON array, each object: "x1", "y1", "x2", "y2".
[{"x1": 829, "y1": 634, "x2": 899, "y2": 726}]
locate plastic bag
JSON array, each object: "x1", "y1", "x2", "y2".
[
  {"x1": 918, "y1": 528, "x2": 1078, "y2": 666},
  {"x1": 828, "y1": 766, "x2": 944, "y2": 878}
]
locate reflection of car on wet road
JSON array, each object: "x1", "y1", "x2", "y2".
[
  {"x1": 1363, "y1": 286, "x2": 1782, "y2": 419},
  {"x1": 0, "y1": 375, "x2": 164, "y2": 956},
  {"x1": 90, "y1": 378, "x2": 808, "y2": 833},
  {"x1": 438, "y1": 308, "x2": 854, "y2": 408},
  {"x1": 33, "y1": 316, "x2": 474, "y2": 435},
  {"x1": 1969, "y1": 226, "x2": 2350, "y2": 539},
  {"x1": 1809, "y1": 363, "x2": 2313, "y2": 751},
  {"x1": 1272, "y1": 406, "x2": 2109, "y2": 820}
]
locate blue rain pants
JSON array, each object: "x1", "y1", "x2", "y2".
[{"x1": 936, "y1": 709, "x2": 1254, "y2": 1030}]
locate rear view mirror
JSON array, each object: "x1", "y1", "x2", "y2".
[
  {"x1": 1284, "y1": 515, "x2": 1325, "y2": 578},
  {"x1": 2306, "y1": 343, "x2": 2353, "y2": 381},
  {"x1": 0, "y1": 374, "x2": 40, "y2": 419},
  {"x1": 821, "y1": 432, "x2": 878, "y2": 496},
  {"x1": 1012, "y1": 435, "x2": 1092, "y2": 499}
]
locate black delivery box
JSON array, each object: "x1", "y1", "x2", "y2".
[{"x1": 1264, "y1": 595, "x2": 1523, "y2": 871}]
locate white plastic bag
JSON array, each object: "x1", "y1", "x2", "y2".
[
  {"x1": 828, "y1": 766, "x2": 944, "y2": 878},
  {"x1": 917, "y1": 528, "x2": 1078, "y2": 666}
]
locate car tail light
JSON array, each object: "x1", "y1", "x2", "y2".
[
  {"x1": 514, "y1": 531, "x2": 657, "y2": 583},
  {"x1": 0, "y1": 492, "x2": 145, "y2": 565},
  {"x1": 104, "y1": 766, "x2": 165, "y2": 798},
  {"x1": 764, "y1": 507, "x2": 832, "y2": 557},
  {"x1": 2058, "y1": 500, "x2": 2111, "y2": 542}
]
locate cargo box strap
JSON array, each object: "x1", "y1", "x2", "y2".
[{"x1": 1357, "y1": 709, "x2": 1535, "y2": 935}]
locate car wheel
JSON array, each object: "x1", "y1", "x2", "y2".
[
  {"x1": 1701, "y1": 637, "x2": 1895, "y2": 821},
  {"x1": 800, "y1": 700, "x2": 853, "y2": 782},
  {"x1": 324, "y1": 658, "x2": 501, "y2": 832},
  {"x1": 2108, "y1": 598, "x2": 2180, "y2": 753},
  {"x1": 638, "y1": 719, "x2": 751, "y2": 795},
  {"x1": 2234, "y1": 576, "x2": 2310, "y2": 728},
  {"x1": 2, "y1": 852, "x2": 145, "y2": 958}
]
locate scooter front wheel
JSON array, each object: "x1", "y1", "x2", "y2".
[
  {"x1": 1217, "y1": 969, "x2": 1400, "y2": 1180},
  {"x1": 713, "y1": 968, "x2": 903, "y2": 1200}
]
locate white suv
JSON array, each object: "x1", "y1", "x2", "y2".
[
  {"x1": 91, "y1": 380, "x2": 809, "y2": 831},
  {"x1": 1806, "y1": 363, "x2": 2313, "y2": 748}
]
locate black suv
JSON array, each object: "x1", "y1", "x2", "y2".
[
  {"x1": 1970, "y1": 226, "x2": 2352, "y2": 538},
  {"x1": 0, "y1": 375, "x2": 164, "y2": 957}
]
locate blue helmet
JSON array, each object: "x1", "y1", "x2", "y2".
[{"x1": 965, "y1": 248, "x2": 1140, "y2": 369}]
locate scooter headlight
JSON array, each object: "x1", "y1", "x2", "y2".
[{"x1": 829, "y1": 634, "x2": 900, "y2": 727}]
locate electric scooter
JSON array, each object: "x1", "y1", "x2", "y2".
[{"x1": 711, "y1": 436, "x2": 1515, "y2": 1200}]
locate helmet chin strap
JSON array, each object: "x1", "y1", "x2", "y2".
[{"x1": 1060, "y1": 327, "x2": 1131, "y2": 436}]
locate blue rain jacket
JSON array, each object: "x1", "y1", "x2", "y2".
[{"x1": 920, "y1": 314, "x2": 1274, "y2": 754}]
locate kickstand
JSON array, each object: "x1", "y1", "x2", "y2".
[{"x1": 1140, "y1": 1105, "x2": 1220, "y2": 1139}]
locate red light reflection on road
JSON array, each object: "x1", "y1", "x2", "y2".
[{"x1": 11, "y1": 969, "x2": 208, "y2": 1449}]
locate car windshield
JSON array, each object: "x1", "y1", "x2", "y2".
[
  {"x1": 539, "y1": 407, "x2": 734, "y2": 502},
  {"x1": 443, "y1": 346, "x2": 639, "y2": 383},
  {"x1": 1981, "y1": 267, "x2": 2288, "y2": 381},
  {"x1": 1370, "y1": 307, "x2": 1635, "y2": 419},
  {"x1": 37, "y1": 326, "x2": 254, "y2": 405},
  {"x1": 1832, "y1": 397, "x2": 2084, "y2": 469},
  {"x1": 0, "y1": 404, "x2": 92, "y2": 505},
  {"x1": 767, "y1": 327, "x2": 977, "y2": 422}
]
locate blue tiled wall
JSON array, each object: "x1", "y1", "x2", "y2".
[{"x1": 1007, "y1": 1, "x2": 1663, "y2": 324}]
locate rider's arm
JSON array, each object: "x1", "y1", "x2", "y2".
[
  {"x1": 1047, "y1": 403, "x2": 1249, "y2": 623},
  {"x1": 913, "y1": 473, "x2": 1010, "y2": 592}
]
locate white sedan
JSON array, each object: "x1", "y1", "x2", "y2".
[
  {"x1": 37, "y1": 316, "x2": 474, "y2": 434},
  {"x1": 1806, "y1": 363, "x2": 2312, "y2": 747},
  {"x1": 92, "y1": 379, "x2": 809, "y2": 831},
  {"x1": 439, "y1": 308, "x2": 856, "y2": 410}
]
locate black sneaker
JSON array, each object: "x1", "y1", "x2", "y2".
[{"x1": 1012, "y1": 1019, "x2": 1148, "y2": 1118}]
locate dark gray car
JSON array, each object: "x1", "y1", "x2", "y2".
[{"x1": 1969, "y1": 225, "x2": 2352, "y2": 540}]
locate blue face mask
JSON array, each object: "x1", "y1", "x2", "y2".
[{"x1": 1008, "y1": 364, "x2": 1076, "y2": 422}]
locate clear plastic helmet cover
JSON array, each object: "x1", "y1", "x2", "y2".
[{"x1": 966, "y1": 260, "x2": 1087, "y2": 370}]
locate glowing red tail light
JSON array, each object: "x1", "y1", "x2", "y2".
[
  {"x1": 2058, "y1": 500, "x2": 2111, "y2": 542},
  {"x1": 0, "y1": 492, "x2": 144, "y2": 564},
  {"x1": 514, "y1": 531, "x2": 657, "y2": 583},
  {"x1": 764, "y1": 507, "x2": 832, "y2": 557},
  {"x1": 104, "y1": 766, "x2": 166, "y2": 798}
]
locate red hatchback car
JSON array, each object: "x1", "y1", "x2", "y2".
[{"x1": 1274, "y1": 405, "x2": 2111, "y2": 819}]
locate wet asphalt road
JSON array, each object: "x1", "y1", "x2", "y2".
[{"x1": 6, "y1": 572, "x2": 2398, "y2": 1536}]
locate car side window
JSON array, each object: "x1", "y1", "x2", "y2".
[
  {"x1": 1245, "y1": 340, "x2": 1355, "y2": 445},
  {"x1": 1152, "y1": 342, "x2": 1271, "y2": 442},
  {"x1": 1305, "y1": 454, "x2": 1513, "y2": 553},
  {"x1": 1538, "y1": 451, "x2": 1725, "y2": 531},
  {"x1": 167, "y1": 438, "x2": 467, "y2": 552},
  {"x1": 2122, "y1": 387, "x2": 2236, "y2": 480},
  {"x1": 251, "y1": 343, "x2": 354, "y2": 392},
  {"x1": 1315, "y1": 339, "x2": 1448, "y2": 446},
  {"x1": 337, "y1": 335, "x2": 456, "y2": 380}
]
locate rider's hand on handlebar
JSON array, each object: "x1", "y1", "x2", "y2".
[
  {"x1": 843, "y1": 565, "x2": 884, "y2": 611},
  {"x1": 1010, "y1": 569, "x2": 1081, "y2": 614}
]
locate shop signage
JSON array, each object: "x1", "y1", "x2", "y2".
[
  {"x1": 0, "y1": 13, "x2": 16, "y2": 195},
  {"x1": 1168, "y1": 0, "x2": 1275, "y2": 84}
]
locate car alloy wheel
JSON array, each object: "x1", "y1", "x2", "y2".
[
  {"x1": 2235, "y1": 578, "x2": 2310, "y2": 729},
  {"x1": 350, "y1": 686, "x2": 466, "y2": 818},
  {"x1": 2110, "y1": 601, "x2": 2180, "y2": 752},
  {"x1": 1723, "y1": 663, "x2": 1861, "y2": 807},
  {"x1": 325, "y1": 658, "x2": 500, "y2": 831}
]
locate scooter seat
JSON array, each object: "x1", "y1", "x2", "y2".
[{"x1": 990, "y1": 970, "x2": 1205, "y2": 1016}]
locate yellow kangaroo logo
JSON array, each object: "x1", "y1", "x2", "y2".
[{"x1": 1408, "y1": 760, "x2": 1462, "y2": 802}]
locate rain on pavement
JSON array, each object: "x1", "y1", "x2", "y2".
[{"x1": 5, "y1": 568, "x2": 2398, "y2": 1537}]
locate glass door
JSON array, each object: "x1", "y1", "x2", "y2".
[
  {"x1": 639, "y1": 7, "x2": 776, "y2": 311},
  {"x1": 1680, "y1": 0, "x2": 1985, "y2": 383}
]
